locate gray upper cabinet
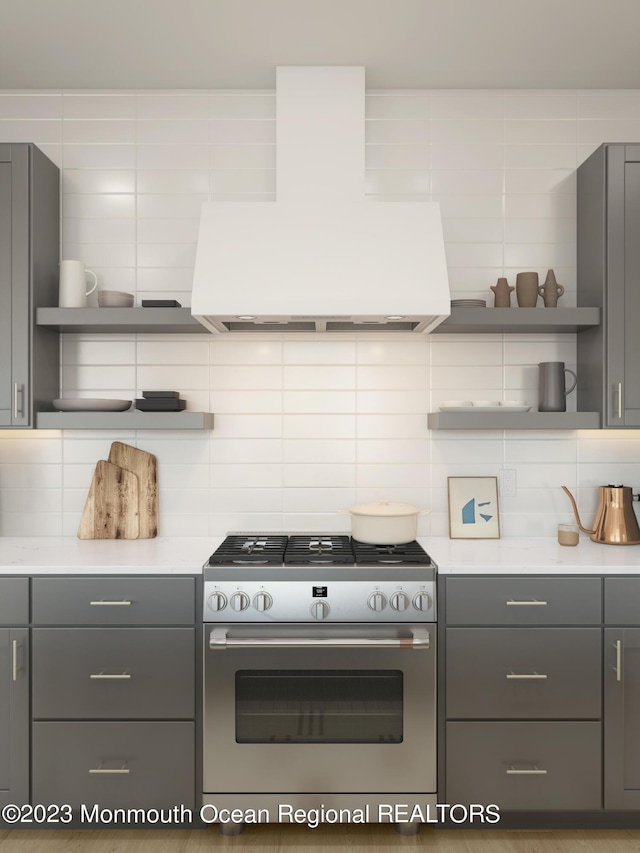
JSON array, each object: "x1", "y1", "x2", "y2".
[
  {"x1": 577, "y1": 143, "x2": 640, "y2": 427},
  {"x1": 0, "y1": 143, "x2": 59, "y2": 429}
]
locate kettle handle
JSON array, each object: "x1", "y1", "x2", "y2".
[{"x1": 561, "y1": 486, "x2": 595, "y2": 535}]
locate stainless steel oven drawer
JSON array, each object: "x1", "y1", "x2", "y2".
[
  {"x1": 0, "y1": 578, "x2": 28, "y2": 625},
  {"x1": 32, "y1": 628, "x2": 195, "y2": 719},
  {"x1": 445, "y1": 577, "x2": 601, "y2": 625},
  {"x1": 31, "y1": 577, "x2": 195, "y2": 625},
  {"x1": 446, "y1": 627, "x2": 601, "y2": 719},
  {"x1": 446, "y1": 721, "x2": 601, "y2": 810},
  {"x1": 32, "y1": 721, "x2": 194, "y2": 810}
]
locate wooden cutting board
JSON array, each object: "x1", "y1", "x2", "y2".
[
  {"x1": 108, "y1": 442, "x2": 158, "y2": 539},
  {"x1": 77, "y1": 460, "x2": 139, "y2": 540}
]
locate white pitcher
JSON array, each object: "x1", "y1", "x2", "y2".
[{"x1": 59, "y1": 260, "x2": 98, "y2": 308}]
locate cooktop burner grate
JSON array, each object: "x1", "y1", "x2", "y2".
[
  {"x1": 207, "y1": 534, "x2": 288, "y2": 566},
  {"x1": 284, "y1": 535, "x2": 355, "y2": 565},
  {"x1": 351, "y1": 539, "x2": 433, "y2": 565}
]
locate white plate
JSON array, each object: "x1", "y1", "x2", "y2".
[
  {"x1": 439, "y1": 405, "x2": 531, "y2": 413},
  {"x1": 52, "y1": 398, "x2": 132, "y2": 412}
]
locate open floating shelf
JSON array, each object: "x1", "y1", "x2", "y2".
[
  {"x1": 427, "y1": 411, "x2": 601, "y2": 430},
  {"x1": 36, "y1": 307, "x2": 208, "y2": 334},
  {"x1": 36, "y1": 411, "x2": 215, "y2": 430},
  {"x1": 434, "y1": 307, "x2": 601, "y2": 334}
]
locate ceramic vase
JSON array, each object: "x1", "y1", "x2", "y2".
[
  {"x1": 490, "y1": 277, "x2": 514, "y2": 308},
  {"x1": 538, "y1": 269, "x2": 565, "y2": 307},
  {"x1": 516, "y1": 271, "x2": 539, "y2": 307}
]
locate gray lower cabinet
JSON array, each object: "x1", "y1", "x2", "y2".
[
  {"x1": 0, "y1": 628, "x2": 29, "y2": 810},
  {"x1": 447, "y1": 722, "x2": 601, "y2": 810},
  {"x1": 577, "y1": 143, "x2": 640, "y2": 426},
  {"x1": 442, "y1": 575, "x2": 603, "y2": 812},
  {"x1": 0, "y1": 143, "x2": 59, "y2": 428},
  {"x1": 604, "y1": 578, "x2": 640, "y2": 808},
  {"x1": 31, "y1": 576, "x2": 197, "y2": 816},
  {"x1": 32, "y1": 722, "x2": 194, "y2": 811}
]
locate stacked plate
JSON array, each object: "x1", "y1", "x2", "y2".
[{"x1": 450, "y1": 299, "x2": 486, "y2": 308}]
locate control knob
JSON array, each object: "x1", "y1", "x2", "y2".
[
  {"x1": 310, "y1": 600, "x2": 330, "y2": 620},
  {"x1": 253, "y1": 592, "x2": 273, "y2": 612},
  {"x1": 230, "y1": 591, "x2": 250, "y2": 612},
  {"x1": 413, "y1": 591, "x2": 433, "y2": 612},
  {"x1": 390, "y1": 591, "x2": 410, "y2": 612},
  {"x1": 367, "y1": 591, "x2": 387, "y2": 612},
  {"x1": 207, "y1": 591, "x2": 227, "y2": 612}
]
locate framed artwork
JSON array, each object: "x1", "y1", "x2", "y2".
[{"x1": 447, "y1": 476, "x2": 500, "y2": 539}]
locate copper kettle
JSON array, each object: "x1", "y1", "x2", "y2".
[{"x1": 562, "y1": 485, "x2": 640, "y2": 545}]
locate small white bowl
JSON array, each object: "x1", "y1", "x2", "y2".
[
  {"x1": 471, "y1": 400, "x2": 501, "y2": 407},
  {"x1": 441, "y1": 400, "x2": 472, "y2": 408},
  {"x1": 501, "y1": 400, "x2": 529, "y2": 408},
  {"x1": 98, "y1": 290, "x2": 134, "y2": 308}
]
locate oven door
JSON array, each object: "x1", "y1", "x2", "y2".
[{"x1": 203, "y1": 623, "x2": 435, "y2": 794}]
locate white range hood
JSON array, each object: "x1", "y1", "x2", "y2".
[{"x1": 191, "y1": 66, "x2": 451, "y2": 333}]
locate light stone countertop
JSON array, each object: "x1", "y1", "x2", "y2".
[{"x1": 0, "y1": 535, "x2": 639, "y2": 575}]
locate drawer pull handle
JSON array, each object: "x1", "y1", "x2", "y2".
[
  {"x1": 506, "y1": 766, "x2": 548, "y2": 776},
  {"x1": 12, "y1": 640, "x2": 20, "y2": 681},
  {"x1": 506, "y1": 600, "x2": 547, "y2": 606},
  {"x1": 89, "y1": 672, "x2": 132, "y2": 680},
  {"x1": 89, "y1": 764, "x2": 130, "y2": 775},
  {"x1": 614, "y1": 640, "x2": 622, "y2": 682},
  {"x1": 506, "y1": 672, "x2": 548, "y2": 680},
  {"x1": 89, "y1": 600, "x2": 132, "y2": 606}
]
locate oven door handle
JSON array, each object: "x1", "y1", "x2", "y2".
[{"x1": 209, "y1": 627, "x2": 430, "y2": 650}]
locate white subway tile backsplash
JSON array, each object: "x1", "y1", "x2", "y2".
[
  {"x1": 62, "y1": 95, "x2": 136, "y2": 120},
  {"x1": 63, "y1": 120, "x2": 135, "y2": 144},
  {"x1": 62, "y1": 145, "x2": 136, "y2": 169},
  {"x1": 136, "y1": 95, "x2": 210, "y2": 120},
  {"x1": 136, "y1": 144, "x2": 210, "y2": 170},
  {"x1": 0, "y1": 94, "x2": 61, "y2": 119},
  {"x1": 6, "y1": 85, "x2": 640, "y2": 537}
]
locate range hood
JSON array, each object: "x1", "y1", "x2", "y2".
[{"x1": 191, "y1": 66, "x2": 451, "y2": 333}]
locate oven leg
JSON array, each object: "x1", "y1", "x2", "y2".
[
  {"x1": 218, "y1": 822, "x2": 245, "y2": 836},
  {"x1": 394, "y1": 820, "x2": 422, "y2": 836}
]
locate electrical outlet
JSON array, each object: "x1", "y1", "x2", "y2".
[{"x1": 499, "y1": 469, "x2": 517, "y2": 497}]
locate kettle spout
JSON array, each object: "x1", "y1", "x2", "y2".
[{"x1": 561, "y1": 486, "x2": 596, "y2": 535}]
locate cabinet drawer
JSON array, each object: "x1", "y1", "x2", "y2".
[
  {"x1": 446, "y1": 721, "x2": 601, "y2": 810},
  {"x1": 32, "y1": 628, "x2": 195, "y2": 719},
  {"x1": 32, "y1": 721, "x2": 194, "y2": 811},
  {"x1": 31, "y1": 577, "x2": 195, "y2": 625},
  {"x1": 605, "y1": 578, "x2": 640, "y2": 624},
  {"x1": 445, "y1": 577, "x2": 601, "y2": 625},
  {"x1": 446, "y1": 628, "x2": 601, "y2": 719},
  {"x1": 0, "y1": 578, "x2": 29, "y2": 625}
]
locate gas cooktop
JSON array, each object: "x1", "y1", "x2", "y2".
[
  {"x1": 203, "y1": 533, "x2": 436, "y2": 623},
  {"x1": 205, "y1": 533, "x2": 435, "y2": 568}
]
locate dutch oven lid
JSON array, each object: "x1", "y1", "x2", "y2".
[{"x1": 348, "y1": 500, "x2": 421, "y2": 517}]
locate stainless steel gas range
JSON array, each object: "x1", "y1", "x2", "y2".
[{"x1": 202, "y1": 533, "x2": 437, "y2": 829}]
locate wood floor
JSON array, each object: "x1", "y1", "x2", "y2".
[{"x1": 2, "y1": 827, "x2": 640, "y2": 853}]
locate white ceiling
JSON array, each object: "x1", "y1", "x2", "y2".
[{"x1": 2, "y1": 0, "x2": 640, "y2": 91}]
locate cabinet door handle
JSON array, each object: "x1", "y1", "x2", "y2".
[
  {"x1": 89, "y1": 764, "x2": 130, "y2": 775},
  {"x1": 89, "y1": 672, "x2": 131, "y2": 680},
  {"x1": 13, "y1": 383, "x2": 24, "y2": 418},
  {"x1": 506, "y1": 766, "x2": 548, "y2": 776},
  {"x1": 506, "y1": 600, "x2": 547, "y2": 606},
  {"x1": 506, "y1": 672, "x2": 548, "y2": 680},
  {"x1": 12, "y1": 640, "x2": 20, "y2": 681},
  {"x1": 89, "y1": 600, "x2": 132, "y2": 606},
  {"x1": 617, "y1": 382, "x2": 623, "y2": 419},
  {"x1": 614, "y1": 640, "x2": 622, "y2": 682}
]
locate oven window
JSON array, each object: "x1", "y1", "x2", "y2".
[{"x1": 235, "y1": 669, "x2": 403, "y2": 744}]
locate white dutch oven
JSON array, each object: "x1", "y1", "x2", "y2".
[{"x1": 347, "y1": 501, "x2": 428, "y2": 545}]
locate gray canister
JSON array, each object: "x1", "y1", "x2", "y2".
[{"x1": 538, "y1": 362, "x2": 577, "y2": 412}]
